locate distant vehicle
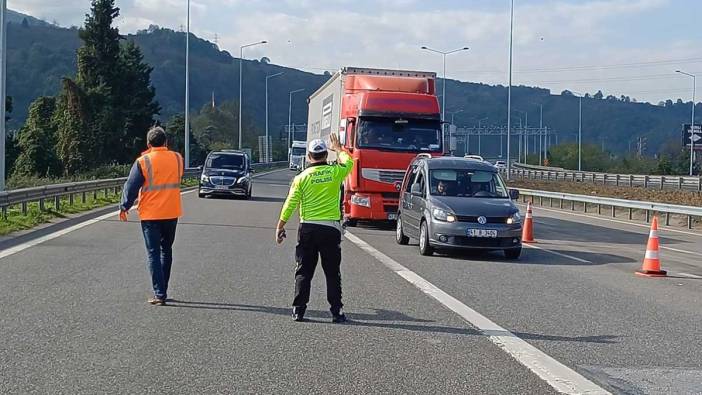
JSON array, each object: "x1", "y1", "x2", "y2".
[
  {"x1": 494, "y1": 160, "x2": 507, "y2": 169},
  {"x1": 199, "y1": 150, "x2": 253, "y2": 199},
  {"x1": 307, "y1": 67, "x2": 443, "y2": 225},
  {"x1": 464, "y1": 154, "x2": 484, "y2": 161},
  {"x1": 396, "y1": 155, "x2": 522, "y2": 259},
  {"x1": 289, "y1": 141, "x2": 307, "y2": 170}
]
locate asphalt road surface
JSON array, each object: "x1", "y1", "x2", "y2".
[{"x1": 1, "y1": 169, "x2": 700, "y2": 394}]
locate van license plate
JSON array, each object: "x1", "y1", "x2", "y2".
[{"x1": 467, "y1": 229, "x2": 497, "y2": 238}]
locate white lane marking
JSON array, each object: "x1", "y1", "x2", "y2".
[
  {"x1": 0, "y1": 168, "x2": 289, "y2": 261},
  {"x1": 676, "y1": 272, "x2": 702, "y2": 279},
  {"x1": 345, "y1": 232, "x2": 609, "y2": 395},
  {"x1": 518, "y1": 203, "x2": 702, "y2": 238},
  {"x1": 661, "y1": 246, "x2": 702, "y2": 257},
  {"x1": 0, "y1": 210, "x2": 118, "y2": 260},
  {"x1": 523, "y1": 243, "x2": 593, "y2": 264}
]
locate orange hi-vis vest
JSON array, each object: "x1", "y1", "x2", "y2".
[{"x1": 136, "y1": 147, "x2": 184, "y2": 220}]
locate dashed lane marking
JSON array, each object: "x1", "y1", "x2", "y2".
[{"x1": 345, "y1": 231, "x2": 609, "y2": 395}]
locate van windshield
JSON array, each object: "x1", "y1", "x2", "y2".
[
  {"x1": 207, "y1": 154, "x2": 245, "y2": 170},
  {"x1": 291, "y1": 147, "x2": 306, "y2": 156},
  {"x1": 429, "y1": 169, "x2": 508, "y2": 198},
  {"x1": 357, "y1": 117, "x2": 442, "y2": 153}
]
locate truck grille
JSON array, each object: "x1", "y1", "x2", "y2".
[{"x1": 361, "y1": 169, "x2": 406, "y2": 185}]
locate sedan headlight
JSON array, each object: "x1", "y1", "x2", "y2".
[
  {"x1": 506, "y1": 212, "x2": 521, "y2": 225},
  {"x1": 200, "y1": 174, "x2": 210, "y2": 183},
  {"x1": 350, "y1": 194, "x2": 371, "y2": 208},
  {"x1": 237, "y1": 175, "x2": 250, "y2": 184},
  {"x1": 432, "y1": 208, "x2": 456, "y2": 223}
]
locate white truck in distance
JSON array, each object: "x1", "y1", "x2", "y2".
[{"x1": 289, "y1": 141, "x2": 307, "y2": 170}]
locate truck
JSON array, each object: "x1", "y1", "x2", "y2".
[
  {"x1": 306, "y1": 67, "x2": 443, "y2": 225},
  {"x1": 289, "y1": 140, "x2": 307, "y2": 170}
]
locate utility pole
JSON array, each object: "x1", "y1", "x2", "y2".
[
  {"x1": 238, "y1": 40, "x2": 267, "y2": 150},
  {"x1": 506, "y1": 0, "x2": 514, "y2": 179},
  {"x1": 265, "y1": 72, "x2": 284, "y2": 163},
  {"x1": 184, "y1": 0, "x2": 190, "y2": 167},
  {"x1": 0, "y1": 0, "x2": 6, "y2": 190}
]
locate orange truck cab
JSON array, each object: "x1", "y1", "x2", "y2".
[{"x1": 306, "y1": 67, "x2": 443, "y2": 224}]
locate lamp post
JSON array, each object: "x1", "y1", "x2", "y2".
[
  {"x1": 288, "y1": 88, "x2": 305, "y2": 149},
  {"x1": 420, "y1": 45, "x2": 469, "y2": 146},
  {"x1": 514, "y1": 110, "x2": 527, "y2": 163},
  {"x1": 183, "y1": 0, "x2": 190, "y2": 168},
  {"x1": 265, "y1": 72, "x2": 284, "y2": 163},
  {"x1": 0, "y1": 0, "x2": 7, "y2": 190},
  {"x1": 506, "y1": 0, "x2": 514, "y2": 179},
  {"x1": 676, "y1": 70, "x2": 697, "y2": 176},
  {"x1": 238, "y1": 40, "x2": 267, "y2": 149},
  {"x1": 534, "y1": 103, "x2": 543, "y2": 165},
  {"x1": 571, "y1": 91, "x2": 584, "y2": 171}
]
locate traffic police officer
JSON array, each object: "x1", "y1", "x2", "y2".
[
  {"x1": 276, "y1": 134, "x2": 354, "y2": 323},
  {"x1": 120, "y1": 127, "x2": 184, "y2": 306}
]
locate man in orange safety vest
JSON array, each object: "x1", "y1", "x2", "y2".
[{"x1": 119, "y1": 127, "x2": 184, "y2": 306}]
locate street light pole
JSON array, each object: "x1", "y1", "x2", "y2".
[
  {"x1": 288, "y1": 88, "x2": 305, "y2": 150},
  {"x1": 238, "y1": 40, "x2": 267, "y2": 150},
  {"x1": 578, "y1": 96, "x2": 582, "y2": 171},
  {"x1": 265, "y1": 72, "x2": 284, "y2": 163},
  {"x1": 421, "y1": 45, "x2": 469, "y2": 150},
  {"x1": 184, "y1": 0, "x2": 190, "y2": 168},
  {"x1": 677, "y1": 70, "x2": 697, "y2": 176},
  {"x1": 0, "y1": 0, "x2": 6, "y2": 190},
  {"x1": 506, "y1": 0, "x2": 514, "y2": 179}
]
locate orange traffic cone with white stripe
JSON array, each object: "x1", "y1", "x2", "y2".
[
  {"x1": 521, "y1": 202, "x2": 536, "y2": 243},
  {"x1": 636, "y1": 216, "x2": 667, "y2": 277}
]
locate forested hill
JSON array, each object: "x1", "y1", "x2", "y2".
[{"x1": 5, "y1": 10, "x2": 700, "y2": 154}]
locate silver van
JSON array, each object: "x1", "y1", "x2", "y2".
[{"x1": 396, "y1": 155, "x2": 523, "y2": 259}]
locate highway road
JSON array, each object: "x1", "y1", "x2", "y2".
[{"x1": 1, "y1": 169, "x2": 701, "y2": 394}]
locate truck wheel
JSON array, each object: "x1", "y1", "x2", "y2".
[
  {"x1": 419, "y1": 220, "x2": 433, "y2": 256},
  {"x1": 396, "y1": 215, "x2": 409, "y2": 245}
]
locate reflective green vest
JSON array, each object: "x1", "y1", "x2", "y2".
[{"x1": 280, "y1": 152, "x2": 354, "y2": 222}]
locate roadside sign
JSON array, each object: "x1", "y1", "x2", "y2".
[{"x1": 682, "y1": 124, "x2": 702, "y2": 149}]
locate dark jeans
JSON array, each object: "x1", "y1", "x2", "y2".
[
  {"x1": 141, "y1": 219, "x2": 178, "y2": 299},
  {"x1": 294, "y1": 223, "x2": 343, "y2": 314}
]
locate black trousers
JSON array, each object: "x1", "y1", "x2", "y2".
[{"x1": 293, "y1": 223, "x2": 343, "y2": 314}]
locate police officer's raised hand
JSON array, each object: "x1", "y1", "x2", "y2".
[
  {"x1": 119, "y1": 210, "x2": 129, "y2": 222},
  {"x1": 329, "y1": 133, "x2": 342, "y2": 152}
]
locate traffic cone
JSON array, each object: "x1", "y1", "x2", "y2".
[
  {"x1": 636, "y1": 216, "x2": 667, "y2": 277},
  {"x1": 522, "y1": 202, "x2": 536, "y2": 243}
]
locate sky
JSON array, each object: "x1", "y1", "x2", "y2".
[{"x1": 8, "y1": 0, "x2": 702, "y2": 104}]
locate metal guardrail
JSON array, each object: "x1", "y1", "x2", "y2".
[
  {"x1": 0, "y1": 161, "x2": 286, "y2": 217},
  {"x1": 517, "y1": 188, "x2": 702, "y2": 229},
  {"x1": 509, "y1": 164, "x2": 702, "y2": 192}
]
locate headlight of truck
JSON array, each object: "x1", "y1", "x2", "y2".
[
  {"x1": 506, "y1": 212, "x2": 521, "y2": 225},
  {"x1": 432, "y1": 208, "x2": 456, "y2": 223},
  {"x1": 350, "y1": 194, "x2": 371, "y2": 208}
]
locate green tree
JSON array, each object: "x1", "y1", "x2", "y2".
[
  {"x1": 55, "y1": 79, "x2": 92, "y2": 175},
  {"x1": 116, "y1": 40, "x2": 160, "y2": 161},
  {"x1": 165, "y1": 114, "x2": 206, "y2": 166},
  {"x1": 13, "y1": 97, "x2": 61, "y2": 177}
]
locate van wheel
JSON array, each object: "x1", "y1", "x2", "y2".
[
  {"x1": 504, "y1": 247, "x2": 522, "y2": 260},
  {"x1": 419, "y1": 220, "x2": 433, "y2": 256},
  {"x1": 396, "y1": 215, "x2": 409, "y2": 245}
]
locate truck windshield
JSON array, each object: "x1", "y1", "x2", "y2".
[
  {"x1": 291, "y1": 147, "x2": 306, "y2": 156},
  {"x1": 207, "y1": 154, "x2": 245, "y2": 170},
  {"x1": 429, "y1": 169, "x2": 508, "y2": 198},
  {"x1": 357, "y1": 117, "x2": 442, "y2": 152}
]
